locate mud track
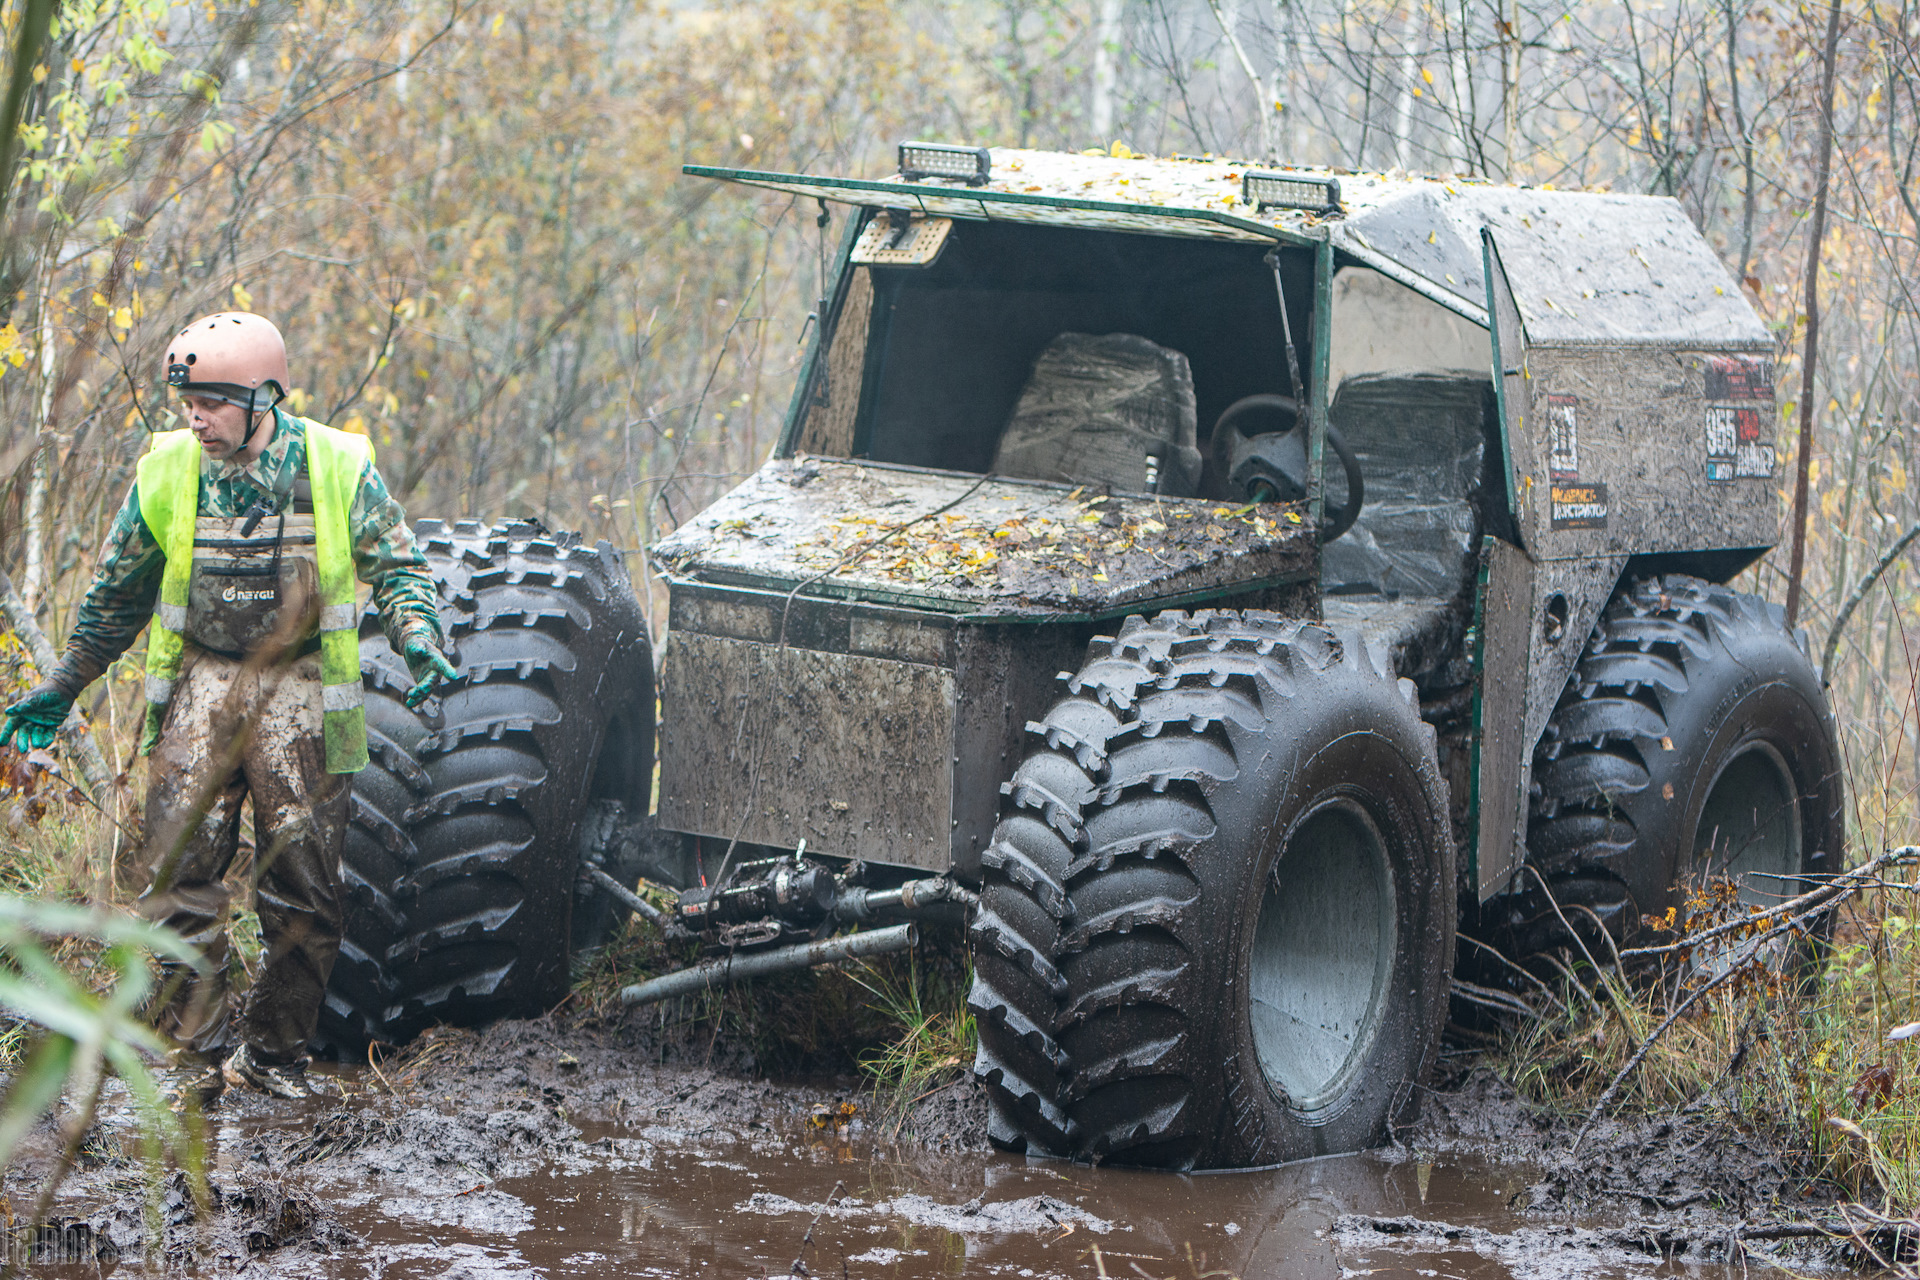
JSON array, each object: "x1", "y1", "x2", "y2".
[{"x1": 0, "y1": 1018, "x2": 1862, "y2": 1278}]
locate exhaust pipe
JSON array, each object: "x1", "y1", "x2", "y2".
[{"x1": 617, "y1": 922, "x2": 919, "y2": 1007}]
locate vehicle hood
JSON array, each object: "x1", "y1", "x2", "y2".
[{"x1": 650, "y1": 458, "x2": 1315, "y2": 621}]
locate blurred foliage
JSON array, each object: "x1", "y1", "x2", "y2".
[{"x1": 0, "y1": 895, "x2": 209, "y2": 1227}]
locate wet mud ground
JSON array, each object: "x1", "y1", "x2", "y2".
[{"x1": 5, "y1": 1017, "x2": 1857, "y2": 1279}]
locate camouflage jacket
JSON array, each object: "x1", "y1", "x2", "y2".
[{"x1": 51, "y1": 411, "x2": 442, "y2": 694}]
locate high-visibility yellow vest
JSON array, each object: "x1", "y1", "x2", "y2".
[{"x1": 137, "y1": 416, "x2": 370, "y2": 773}]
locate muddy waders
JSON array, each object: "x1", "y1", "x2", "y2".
[{"x1": 140, "y1": 649, "x2": 348, "y2": 1066}]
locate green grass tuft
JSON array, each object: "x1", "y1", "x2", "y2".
[{"x1": 846, "y1": 950, "x2": 976, "y2": 1134}]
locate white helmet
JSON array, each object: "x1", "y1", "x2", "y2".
[{"x1": 164, "y1": 312, "x2": 290, "y2": 412}]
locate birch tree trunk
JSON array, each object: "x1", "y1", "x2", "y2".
[
  {"x1": 1271, "y1": 0, "x2": 1296, "y2": 159},
  {"x1": 1393, "y1": 1, "x2": 1421, "y2": 171},
  {"x1": 1209, "y1": 0, "x2": 1278, "y2": 160},
  {"x1": 1091, "y1": 0, "x2": 1123, "y2": 142},
  {"x1": 21, "y1": 301, "x2": 56, "y2": 611},
  {"x1": 1442, "y1": 0, "x2": 1472, "y2": 173}
]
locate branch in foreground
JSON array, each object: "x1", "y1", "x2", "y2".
[
  {"x1": 1619, "y1": 848, "x2": 1920, "y2": 961},
  {"x1": 1822, "y1": 520, "x2": 1920, "y2": 684},
  {"x1": 1572, "y1": 848, "x2": 1920, "y2": 1153}
]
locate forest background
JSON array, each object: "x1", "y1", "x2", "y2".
[{"x1": 0, "y1": 0, "x2": 1914, "y2": 853}]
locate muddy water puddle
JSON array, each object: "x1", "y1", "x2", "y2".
[
  {"x1": 295, "y1": 1122, "x2": 1777, "y2": 1279},
  {"x1": 33, "y1": 1055, "x2": 1819, "y2": 1280}
]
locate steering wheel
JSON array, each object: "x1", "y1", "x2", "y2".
[{"x1": 1210, "y1": 394, "x2": 1365, "y2": 542}]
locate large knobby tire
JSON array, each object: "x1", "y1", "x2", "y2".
[
  {"x1": 970, "y1": 611, "x2": 1456, "y2": 1170},
  {"x1": 320, "y1": 519, "x2": 653, "y2": 1050},
  {"x1": 969, "y1": 612, "x2": 1192, "y2": 1158},
  {"x1": 1530, "y1": 575, "x2": 1844, "y2": 938}
]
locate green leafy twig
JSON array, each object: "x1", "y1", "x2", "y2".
[{"x1": 0, "y1": 896, "x2": 210, "y2": 1268}]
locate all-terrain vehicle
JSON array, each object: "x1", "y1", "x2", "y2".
[{"x1": 325, "y1": 143, "x2": 1844, "y2": 1172}]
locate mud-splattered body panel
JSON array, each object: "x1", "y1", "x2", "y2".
[
  {"x1": 655, "y1": 584, "x2": 1104, "y2": 874},
  {"x1": 1509, "y1": 349, "x2": 1778, "y2": 560},
  {"x1": 660, "y1": 631, "x2": 956, "y2": 867}
]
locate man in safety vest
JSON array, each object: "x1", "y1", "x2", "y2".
[{"x1": 0, "y1": 312, "x2": 457, "y2": 1102}]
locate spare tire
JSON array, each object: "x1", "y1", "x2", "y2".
[{"x1": 318, "y1": 518, "x2": 654, "y2": 1049}]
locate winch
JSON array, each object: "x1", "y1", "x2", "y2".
[
  {"x1": 666, "y1": 842, "x2": 974, "y2": 952},
  {"x1": 674, "y1": 852, "x2": 841, "y2": 948}
]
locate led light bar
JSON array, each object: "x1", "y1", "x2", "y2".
[
  {"x1": 898, "y1": 141, "x2": 991, "y2": 186},
  {"x1": 1242, "y1": 170, "x2": 1341, "y2": 214}
]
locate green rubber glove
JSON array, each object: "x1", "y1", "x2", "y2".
[
  {"x1": 402, "y1": 639, "x2": 459, "y2": 709},
  {"x1": 2, "y1": 682, "x2": 73, "y2": 753}
]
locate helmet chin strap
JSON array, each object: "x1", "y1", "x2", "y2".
[{"x1": 244, "y1": 382, "x2": 285, "y2": 450}]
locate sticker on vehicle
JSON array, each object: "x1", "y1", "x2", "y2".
[
  {"x1": 1704, "y1": 354, "x2": 1774, "y2": 401},
  {"x1": 1734, "y1": 440, "x2": 1776, "y2": 478},
  {"x1": 1547, "y1": 393, "x2": 1578, "y2": 481},
  {"x1": 1705, "y1": 404, "x2": 1773, "y2": 483},
  {"x1": 1550, "y1": 482, "x2": 1608, "y2": 530},
  {"x1": 1703, "y1": 356, "x2": 1776, "y2": 483}
]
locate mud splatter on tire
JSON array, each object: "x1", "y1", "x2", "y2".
[
  {"x1": 974, "y1": 610, "x2": 1456, "y2": 1170},
  {"x1": 969, "y1": 611, "x2": 1197, "y2": 1159}
]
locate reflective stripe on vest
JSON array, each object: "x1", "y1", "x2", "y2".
[{"x1": 137, "y1": 414, "x2": 372, "y2": 774}]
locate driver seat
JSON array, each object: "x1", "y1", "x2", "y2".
[{"x1": 992, "y1": 333, "x2": 1203, "y2": 496}]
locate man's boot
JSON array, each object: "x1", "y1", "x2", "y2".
[
  {"x1": 158, "y1": 1052, "x2": 227, "y2": 1111},
  {"x1": 222, "y1": 1043, "x2": 333, "y2": 1099}
]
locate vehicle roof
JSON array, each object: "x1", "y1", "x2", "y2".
[{"x1": 687, "y1": 147, "x2": 1769, "y2": 351}]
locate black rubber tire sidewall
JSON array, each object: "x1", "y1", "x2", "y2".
[
  {"x1": 1607, "y1": 593, "x2": 1845, "y2": 958},
  {"x1": 1205, "y1": 673, "x2": 1455, "y2": 1166},
  {"x1": 1659, "y1": 662, "x2": 1840, "y2": 903},
  {"x1": 1003, "y1": 617, "x2": 1456, "y2": 1171}
]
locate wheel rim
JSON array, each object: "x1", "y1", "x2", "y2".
[
  {"x1": 1248, "y1": 799, "x2": 1396, "y2": 1116},
  {"x1": 1693, "y1": 741, "x2": 1801, "y2": 906}
]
